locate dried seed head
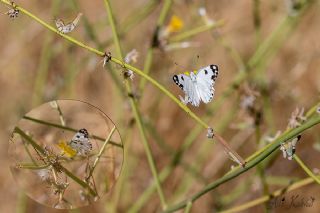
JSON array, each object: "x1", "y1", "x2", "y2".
[
  {"x1": 287, "y1": 107, "x2": 306, "y2": 129},
  {"x1": 207, "y1": 127, "x2": 214, "y2": 138},
  {"x1": 102, "y1": 52, "x2": 112, "y2": 67}
]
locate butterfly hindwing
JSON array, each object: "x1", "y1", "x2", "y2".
[
  {"x1": 173, "y1": 74, "x2": 200, "y2": 106},
  {"x1": 68, "y1": 128, "x2": 92, "y2": 156}
]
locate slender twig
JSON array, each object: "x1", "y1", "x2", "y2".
[
  {"x1": 168, "y1": 20, "x2": 225, "y2": 43},
  {"x1": 16, "y1": 163, "x2": 50, "y2": 170},
  {"x1": 138, "y1": 0, "x2": 172, "y2": 93},
  {"x1": 294, "y1": 154, "x2": 320, "y2": 185},
  {"x1": 103, "y1": 0, "x2": 167, "y2": 209},
  {"x1": 22, "y1": 115, "x2": 122, "y2": 148},
  {"x1": 51, "y1": 100, "x2": 66, "y2": 126},
  {"x1": 184, "y1": 201, "x2": 192, "y2": 213},
  {"x1": 87, "y1": 126, "x2": 116, "y2": 181}
]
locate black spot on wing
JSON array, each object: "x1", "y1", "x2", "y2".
[
  {"x1": 173, "y1": 75, "x2": 179, "y2": 85},
  {"x1": 210, "y1": 64, "x2": 219, "y2": 80},
  {"x1": 204, "y1": 70, "x2": 208, "y2": 75},
  {"x1": 173, "y1": 75, "x2": 184, "y2": 90},
  {"x1": 78, "y1": 128, "x2": 89, "y2": 138}
]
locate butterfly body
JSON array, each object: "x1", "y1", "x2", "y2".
[
  {"x1": 68, "y1": 128, "x2": 92, "y2": 156},
  {"x1": 173, "y1": 64, "x2": 219, "y2": 107}
]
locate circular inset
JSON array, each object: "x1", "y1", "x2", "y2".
[{"x1": 8, "y1": 100, "x2": 123, "y2": 209}]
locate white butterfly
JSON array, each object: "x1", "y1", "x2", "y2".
[
  {"x1": 68, "y1": 128, "x2": 92, "y2": 156},
  {"x1": 173, "y1": 64, "x2": 219, "y2": 107},
  {"x1": 55, "y1": 13, "x2": 82, "y2": 34}
]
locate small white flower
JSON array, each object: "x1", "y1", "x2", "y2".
[
  {"x1": 198, "y1": 7, "x2": 214, "y2": 25},
  {"x1": 285, "y1": 0, "x2": 302, "y2": 17},
  {"x1": 198, "y1": 7, "x2": 207, "y2": 17},
  {"x1": 124, "y1": 49, "x2": 139, "y2": 64},
  {"x1": 123, "y1": 49, "x2": 139, "y2": 80},
  {"x1": 55, "y1": 13, "x2": 83, "y2": 34},
  {"x1": 240, "y1": 95, "x2": 256, "y2": 109},
  {"x1": 37, "y1": 169, "x2": 52, "y2": 181},
  {"x1": 287, "y1": 107, "x2": 306, "y2": 129}
]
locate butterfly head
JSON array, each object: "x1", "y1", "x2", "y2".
[{"x1": 190, "y1": 71, "x2": 197, "y2": 81}]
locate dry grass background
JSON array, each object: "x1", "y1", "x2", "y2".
[{"x1": 0, "y1": 0, "x2": 320, "y2": 212}]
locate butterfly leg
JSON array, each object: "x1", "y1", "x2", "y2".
[{"x1": 179, "y1": 95, "x2": 189, "y2": 105}]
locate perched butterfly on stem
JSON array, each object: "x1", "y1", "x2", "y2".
[
  {"x1": 68, "y1": 128, "x2": 92, "y2": 156},
  {"x1": 55, "y1": 13, "x2": 82, "y2": 34},
  {"x1": 173, "y1": 64, "x2": 219, "y2": 107}
]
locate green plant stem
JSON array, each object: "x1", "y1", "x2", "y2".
[
  {"x1": 16, "y1": 191, "x2": 27, "y2": 213},
  {"x1": 13, "y1": 127, "x2": 97, "y2": 197},
  {"x1": 22, "y1": 115, "x2": 122, "y2": 147},
  {"x1": 139, "y1": 0, "x2": 172, "y2": 94},
  {"x1": 31, "y1": 0, "x2": 60, "y2": 106},
  {"x1": 103, "y1": 0, "x2": 167, "y2": 209},
  {"x1": 102, "y1": 0, "x2": 158, "y2": 47},
  {"x1": 163, "y1": 115, "x2": 320, "y2": 212},
  {"x1": 16, "y1": 163, "x2": 50, "y2": 170},
  {"x1": 168, "y1": 20, "x2": 225, "y2": 43},
  {"x1": 87, "y1": 126, "x2": 116, "y2": 180},
  {"x1": 52, "y1": 100, "x2": 66, "y2": 126},
  {"x1": 184, "y1": 201, "x2": 192, "y2": 213},
  {"x1": 220, "y1": 176, "x2": 320, "y2": 213},
  {"x1": 294, "y1": 154, "x2": 320, "y2": 185}
]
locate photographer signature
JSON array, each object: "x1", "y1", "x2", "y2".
[{"x1": 268, "y1": 194, "x2": 316, "y2": 209}]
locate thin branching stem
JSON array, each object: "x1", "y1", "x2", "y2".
[
  {"x1": 294, "y1": 154, "x2": 320, "y2": 185},
  {"x1": 139, "y1": 0, "x2": 172, "y2": 93},
  {"x1": 103, "y1": 0, "x2": 167, "y2": 208},
  {"x1": 22, "y1": 115, "x2": 122, "y2": 147},
  {"x1": 87, "y1": 126, "x2": 116, "y2": 181},
  {"x1": 168, "y1": 20, "x2": 225, "y2": 43}
]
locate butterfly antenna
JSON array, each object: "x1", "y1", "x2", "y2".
[{"x1": 174, "y1": 61, "x2": 191, "y2": 72}]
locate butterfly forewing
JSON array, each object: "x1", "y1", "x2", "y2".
[
  {"x1": 68, "y1": 128, "x2": 92, "y2": 156},
  {"x1": 195, "y1": 64, "x2": 219, "y2": 103},
  {"x1": 173, "y1": 74, "x2": 201, "y2": 106}
]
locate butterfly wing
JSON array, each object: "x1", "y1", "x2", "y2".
[
  {"x1": 173, "y1": 74, "x2": 200, "y2": 106},
  {"x1": 195, "y1": 64, "x2": 219, "y2": 104},
  {"x1": 69, "y1": 128, "x2": 92, "y2": 156}
]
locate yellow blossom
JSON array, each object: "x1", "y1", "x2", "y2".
[
  {"x1": 167, "y1": 15, "x2": 184, "y2": 33},
  {"x1": 57, "y1": 140, "x2": 77, "y2": 158}
]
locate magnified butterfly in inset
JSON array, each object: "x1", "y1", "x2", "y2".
[
  {"x1": 173, "y1": 64, "x2": 219, "y2": 107},
  {"x1": 68, "y1": 128, "x2": 93, "y2": 156}
]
